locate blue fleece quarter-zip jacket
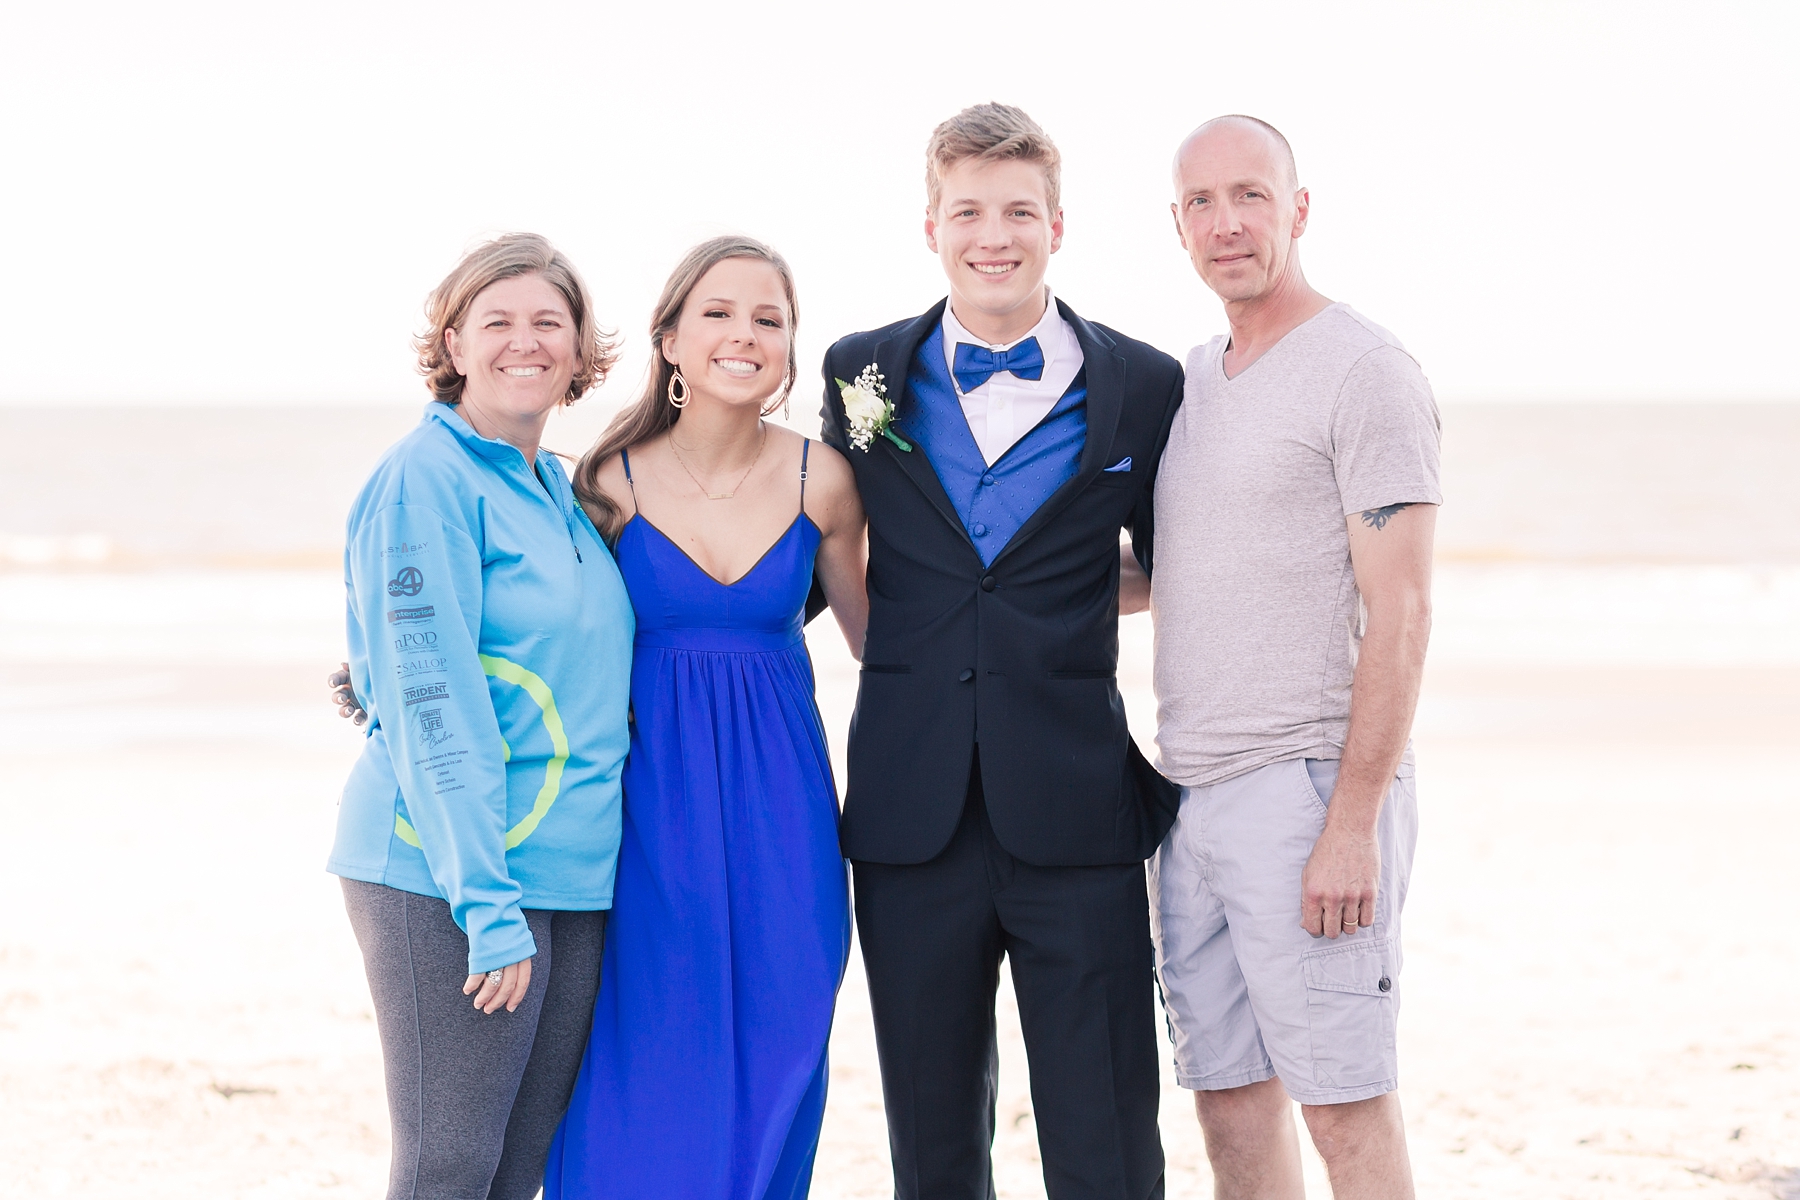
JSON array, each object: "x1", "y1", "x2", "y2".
[{"x1": 328, "y1": 402, "x2": 633, "y2": 974}]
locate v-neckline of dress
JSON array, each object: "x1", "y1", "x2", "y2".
[{"x1": 625, "y1": 513, "x2": 816, "y2": 588}]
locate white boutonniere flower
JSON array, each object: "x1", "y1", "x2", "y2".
[{"x1": 836, "y1": 363, "x2": 912, "y2": 453}]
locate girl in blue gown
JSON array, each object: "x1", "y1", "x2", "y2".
[{"x1": 547, "y1": 236, "x2": 868, "y2": 1199}]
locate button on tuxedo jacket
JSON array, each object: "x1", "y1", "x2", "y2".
[{"x1": 819, "y1": 298, "x2": 1184, "y2": 867}]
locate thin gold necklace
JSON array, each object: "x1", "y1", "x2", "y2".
[{"x1": 667, "y1": 421, "x2": 766, "y2": 500}]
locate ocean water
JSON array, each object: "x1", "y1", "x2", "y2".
[
  {"x1": 1, "y1": 400, "x2": 1796, "y2": 700},
  {"x1": 4, "y1": 401, "x2": 1798, "y2": 569},
  {"x1": 2, "y1": 400, "x2": 1795, "y2": 759}
]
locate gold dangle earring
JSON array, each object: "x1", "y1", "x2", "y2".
[
  {"x1": 667, "y1": 369, "x2": 690, "y2": 409},
  {"x1": 761, "y1": 376, "x2": 792, "y2": 420}
]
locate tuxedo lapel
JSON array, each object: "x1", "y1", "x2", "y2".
[
  {"x1": 869, "y1": 300, "x2": 970, "y2": 544},
  {"x1": 989, "y1": 300, "x2": 1127, "y2": 568},
  {"x1": 1067, "y1": 302, "x2": 1126, "y2": 478}
]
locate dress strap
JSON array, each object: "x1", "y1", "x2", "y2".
[
  {"x1": 620, "y1": 448, "x2": 639, "y2": 514},
  {"x1": 799, "y1": 439, "x2": 811, "y2": 515}
]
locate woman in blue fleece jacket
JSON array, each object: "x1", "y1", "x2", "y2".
[{"x1": 328, "y1": 234, "x2": 633, "y2": 1200}]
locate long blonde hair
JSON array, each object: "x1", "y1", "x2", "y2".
[
  {"x1": 574, "y1": 235, "x2": 799, "y2": 540},
  {"x1": 415, "y1": 232, "x2": 619, "y2": 404}
]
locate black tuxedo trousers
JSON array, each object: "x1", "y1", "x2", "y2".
[
  {"x1": 853, "y1": 755, "x2": 1165, "y2": 1200},
  {"x1": 821, "y1": 301, "x2": 1184, "y2": 1199}
]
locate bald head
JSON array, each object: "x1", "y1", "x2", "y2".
[
  {"x1": 1173, "y1": 115, "x2": 1298, "y2": 195},
  {"x1": 1169, "y1": 114, "x2": 1314, "y2": 307}
]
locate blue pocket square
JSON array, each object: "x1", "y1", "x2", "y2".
[{"x1": 1103, "y1": 457, "x2": 1133, "y2": 473}]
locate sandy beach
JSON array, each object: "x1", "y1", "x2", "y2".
[{"x1": 3, "y1": 403, "x2": 1797, "y2": 1198}]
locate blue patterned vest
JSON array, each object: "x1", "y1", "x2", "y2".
[{"x1": 902, "y1": 326, "x2": 1087, "y2": 567}]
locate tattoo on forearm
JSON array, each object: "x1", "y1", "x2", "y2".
[{"x1": 1359, "y1": 503, "x2": 1413, "y2": 530}]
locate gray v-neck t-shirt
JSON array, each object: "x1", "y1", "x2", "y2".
[{"x1": 1150, "y1": 303, "x2": 1442, "y2": 789}]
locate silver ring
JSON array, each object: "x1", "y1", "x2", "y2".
[{"x1": 486, "y1": 969, "x2": 504, "y2": 983}]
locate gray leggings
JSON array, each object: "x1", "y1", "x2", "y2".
[{"x1": 342, "y1": 879, "x2": 606, "y2": 1200}]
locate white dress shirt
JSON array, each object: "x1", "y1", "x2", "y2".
[{"x1": 942, "y1": 291, "x2": 1085, "y2": 465}]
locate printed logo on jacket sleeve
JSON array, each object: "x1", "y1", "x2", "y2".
[
  {"x1": 417, "y1": 707, "x2": 452, "y2": 749},
  {"x1": 387, "y1": 567, "x2": 425, "y2": 597},
  {"x1": 402, "y1": 682, "x2": 450, "y2": 706}
]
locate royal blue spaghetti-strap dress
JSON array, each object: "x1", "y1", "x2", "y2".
[{"x1": 544, "y1": 441, "x2": 850, "y2": 1200}]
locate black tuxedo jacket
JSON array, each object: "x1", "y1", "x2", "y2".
[{"x1": 819, "y1": 298, "x2": 1184, "y2": 867}]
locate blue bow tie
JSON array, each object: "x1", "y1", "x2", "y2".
[{"x1": 953, "y1": 337, "x2": 1045, "y2": 392}]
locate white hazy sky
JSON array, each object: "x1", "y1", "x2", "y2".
[{"x1": 2, "y1": 0, "x2": 1795, "y2": 407}]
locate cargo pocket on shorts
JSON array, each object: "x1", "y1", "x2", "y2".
[{"x1": 1300, "y1": 936, "x2": 1398, "y2": 1091}]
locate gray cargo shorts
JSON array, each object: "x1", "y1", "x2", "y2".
[{"x1": 1148, "y1": 756, "x2": 1418, "y2": 1105}]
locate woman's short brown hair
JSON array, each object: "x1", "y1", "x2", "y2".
[
  {"x1": 414, "y1": 233, "x2": 620, "y2": 405},
  {"x1": 925, "y1": 102, "x2": 1062, "y2": 214}
]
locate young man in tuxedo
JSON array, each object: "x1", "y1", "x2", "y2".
[{"x1": 818, "y1": 103, "x2": 1182, "y2": 1200}]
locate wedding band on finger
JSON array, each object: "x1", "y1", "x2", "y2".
[{"x1": 486, "y1": 969, "x2": 504, "y2": 984}]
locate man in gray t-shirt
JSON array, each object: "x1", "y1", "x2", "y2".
[
  {"x1": 1122, "y1": 115, "x2": 1438, "y2": 1199},
  {"x1": 1155, "y1": 303, "x2": 1440, "y2": 786}
]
